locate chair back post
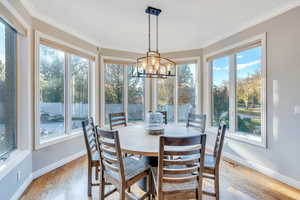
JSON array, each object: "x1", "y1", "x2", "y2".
[
  {"x1": 114, "y1": 131, "x2": 126, "y2": 183},
  {"x1": 186, "y1": 113, "x2": 206, "y2": 133},
  {"x1": 157, "y1": 136, "x2": 165, "y2": 197},
  {"x1": 82, "y1": 117, "x2": 96, "y2": 162},
  {"x1": 213, "y1": 123, "x2": 226, "y2": 169}
]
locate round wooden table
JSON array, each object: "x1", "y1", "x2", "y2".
[
  {"x1": 117, "y1": 124, "x2": 203, "y2": 192},
  {"x1": 118, "y1": 124, "x2": 202, "y2": 157}
]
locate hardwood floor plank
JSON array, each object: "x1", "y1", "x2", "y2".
[{"x1": 21, "y1": 156, "x2": 300, "y2": 200}]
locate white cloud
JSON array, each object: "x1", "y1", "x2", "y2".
[
  {"x1": 213, "y1": 66, "x2": 229, "y2": 71},
  {"x1": 237, "y1": 60, "x2": 260, "y2": 70},
  {"x1": 237, "y1": 55, "x2": 243, "y2": 59},
  {"x1": 0, "y1": 54, "x2": 4, "y2": 64}
]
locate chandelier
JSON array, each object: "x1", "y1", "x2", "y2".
[{"x1": 132, "y1": 7, "x2": 176, "y2": 79}]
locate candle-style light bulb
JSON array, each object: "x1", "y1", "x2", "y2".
[
  {"x1": 151, "y1": 57, "x2": 156, "y2": 66},
  {"x1": 142, "y1": 61, "x2": 147, "y2": 69}
]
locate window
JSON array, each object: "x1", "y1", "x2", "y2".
[
  {"x1": 157, "y1": 78, "x2": 175, "y2": 122},
  {"x1": 236, "y1": 47, "x2": 262, "y2": 137},
  {"x1": 155, "y1": 61, "x2": 198, "y2": 123},
  {"x1": 104, "y1": 61, "x2": 146, "y2": 124},
  {"x1": 70, "y1": 55, "x2": 89, "y2": 130},
  {"x1": 0, "y1": 20, "x2": 17, "y2": 158},
  {"x1": 104, "y1": 63, "x2": 124, "y2": 123},
  {"x1": 128, "y1": 66, "x2": 145, "y2": 122},
  {"x1": 39, "y1": 45, "x2": 65, "y2": 139},
  {"x1": 177, "y1": 63, "x2": 197, "y2": 122},
  {"x1": 211, "y1": 57, "x2": 230, "y2": 127},
  {"x1": 207, "y1": 35, "x2": 266, "y2": 146},
  {"x1": 36, "y1": 34, "x2": 93, "y2": 146}
]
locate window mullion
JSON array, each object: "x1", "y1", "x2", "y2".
[
  {"x1": 65, "y1": 54, "x2": 71, "y2": 135},
  {"x1": 174, "y1": 67, "x2": 178, "y2": 123},
  {"x1": 152, "y1": 79, "x2": 157, "y2": 111},
  {"x1": 123, "y1": 65, "x2": 128, "y2": 123},
  {"x1": 229, "y1": 54, "x2": 236, "y2": 132}
]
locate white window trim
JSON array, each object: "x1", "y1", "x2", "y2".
[
  {"x1": 100, "y1": 56, "x2": 150, "y2": 127},
  {"x1": 204, "y1": 33, "x2": 267, "y2": 148},
  {"x1": 0, "y1": 29, "x2": 31, "y2": 179},
  {"x1": 153, "y1": 57, "x2": 201, "y2": 123},
  {"x1": 34, "y1": 31, "x2": 96, "y2": 150}
]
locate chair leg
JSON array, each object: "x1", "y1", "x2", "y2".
[
  {"x1": 95, "y1": 166, "x2": 99, "y2": 181},
  {"x1": 214, "y1": 172, "x2": 220, "y2": 200},
  {"x1": 88, "y1": 163, "x2": 92, "y2": 196},
  {"x1": 99, "y1": 171, "x2": 105, "y2": 200},
  {"x1": 119, "y1": 189, "x2": 125, "y2": 200},
  {"x1": 197, "y1": 176, "x2": 203, "y2": 200},
  {"x1": 147, "y1": 174, "x2": 151, "y2": 200}
]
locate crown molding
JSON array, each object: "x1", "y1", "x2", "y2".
[{"x1": 1, "y1": 0, "x2": 30, "y2": 29}]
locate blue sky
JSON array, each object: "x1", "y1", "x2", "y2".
[
  {"x1": 212, "y1": 47, "x2": 262, "y2": 86},
  {"x1": 0, "y1": 21, "x2": 5, "y2": 64}
]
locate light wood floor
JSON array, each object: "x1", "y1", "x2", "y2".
[{"x1": 21, "y1": 156, "x2": 300, "y2": 200}]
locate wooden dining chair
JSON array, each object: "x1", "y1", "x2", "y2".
[
  {"x1": 82, "y1": 117, "x2": 100, "y2": 196},
  {"x1": 151, "y1": 134, "x2": 207, "y2": 200},
  {"x1": 109, "y1": 112, "x2": 127, "y2": 130},
  {"x1": 96, "y1": 127, "x2": 152, "y2": 200},
  {"x1": 203, "y1": 123, "x2": 226, "y2": 200},
  {"x1": 186, "y1": 113, "x2": 206, "y2": 133},
  {"x1": 158, "y1": 111, "x2": 168, "y2": 125}
]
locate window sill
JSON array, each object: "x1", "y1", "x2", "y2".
[
  {"x1": 36, "y1": 131, "x2": 83, "y2": 150},
  {"x1": 206, "y1": 127, "x2": 266, "y2": 148},
  {"x1": 0, "y1": 150, "x2": 31, "y2": 181}
]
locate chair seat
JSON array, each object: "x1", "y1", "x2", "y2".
[
  {"x1": 151, "y1": 167, "x2": 199, "y2": 194},
  {"x1": 106, "y1": 157, "x2": 150, "y2": 182}
]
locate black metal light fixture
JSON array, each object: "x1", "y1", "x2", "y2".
[{"x1": 132, "y1": 6, "x2": 176, "y2": 79}]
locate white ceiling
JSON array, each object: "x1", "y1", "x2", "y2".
[{"x1": 22, "y1": 0, "x2": 300, "y2": 52}]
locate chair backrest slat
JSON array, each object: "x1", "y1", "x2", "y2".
[
  {"x1": 163, "y1": 175, "x2": 198, "y2": 183},
  {"x1": 186, "y1": 113, "x2": 206, "y2": 133},
  {"x1": 163, "y1": 149, "x2": 200, "y2": 156},
  {"x1": 82, "y1": 117, "x2": 97, "y2": 162},
  {"x1": 109, "y1": 112, "x2": 127, "y2": 130},
  {"x1": 157, "y1": 134, "x2": 206, "y2": 194},
  {"x1": 95, "y1": 127, "x2": 125, "y2": 182},
  {"x1": 213, "y1": 123, "x2": 226, "y2": 168},
  {"x1": 163, "y1": 165, "x2": 199, "y2": 175},
  {"x1": 163, "y1": 156, "x2": 200, "y2": 166}
]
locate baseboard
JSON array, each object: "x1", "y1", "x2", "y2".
[
  {"x1": 207, "y1": 145, "x2": 300, "y2": 190},
  {"x1": 10, "y1": 174, "x2": 33, "y2": 200},
  {"x1": 32, "y1": 150, "x2": 86, "y2": 179},
  {"x1": 222, "y1": 151, "x2": 300, "y2": 190}
]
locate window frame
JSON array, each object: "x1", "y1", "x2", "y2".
[
  {"x1": 153, "y1": 57, "x2": 201, "y2": 123},
  {"x1": 204, "y1": 33, "x2": 267, "y2": 148},
  {"x1": 0, "y1": 18, "x2": 19, "y2": 160},
  {"x1": 34, "y1": 31, "x2": 95, "y2": 149},
  {"x1": 100, "y1": 56, "x2": 151, "y2": 127}
]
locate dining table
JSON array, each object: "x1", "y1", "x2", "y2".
[{"x1": 117, "y1": 123, "x2": 204, "y2": 191}]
